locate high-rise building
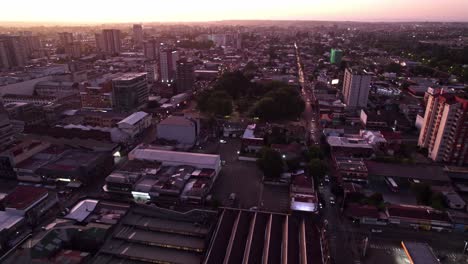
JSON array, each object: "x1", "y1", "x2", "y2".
[
  {"x1": 64, "y1": 42, "x2": 82, "y2": 58},
  {"x1": 112, "y1": 73, "x2": 148, "y2": 112},
  {"x1": 133, "y1": 24, "x2": 143, "y2": 48},
  {"x1": 145, "y1": 63, "x2": 157, "y2": 83},
  {"x1": 0, "y1": 101, "x2": 15, "y2": 151},
  {"x1": 330, "y1": 49, "x2": 343, "y2": 64},
  {"x1": 418, "y1": 88, "x2": 468, "y2": 165},
  {"x1": 58, "y1": 32, "x2": 74, "y2": 46},
  {"x1": 0, "y1": 36, "x2": 26, "y2": 69},
  {"x1": 159, "y1": 50, "x2": 179, "y2": 83},
  {"x1": 342, "y1": 68, "x2": 371, "y2": 109},
  {"x1": 95, "y1": 33, "x2": 104, "y2": 52},
  {"x1": 176, "y1": 58, "x2": 195, "y2": 93},
  {"x1": 143, "y1": 39, "x2": 159, "y2": 60},
  {"x1": 102, "y1": 29, "x2": 121, "y2": 55}
]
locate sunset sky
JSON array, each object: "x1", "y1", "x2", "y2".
[{"x1": 2, "y1": 0, "x2": 468, "y2": 23}]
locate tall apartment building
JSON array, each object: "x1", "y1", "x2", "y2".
[
  {"x1": 342, "y1": 67, "x2": 372, "y2": 109},
  {"x1": 159, "y1": 50, "x2": 179, "y2": 83},
  {"x1": 0, "y1": 35, "x2": 27, "y2": 69},
  {"x1": 330, "y1": 49, "x2": 343, "y2": 64},
  {"x1": 133, "y1": 24, "x2": 143, "y2": 48},
  {"x1": 145, "y1": 63, "x2": 157, "y2": 83},
  {"x1": 0, "y1": 101, "x2": 15, "y2": 151},
  {"x1": 112, "y1": 73, "x2": 148, "y2": 112},
  {"x1": 143, "y1": 38, "x2": 159, "y2": 60},
  {"x1": 418, "y1": 88, "x2": 468, "y2": 165},
  {"x1": 176, "y1": 58, "x2": 195, "y2": 93},
  {"x1": 58, "y1": 32, "x2": 74, "y2": 46},
  {"x1": 101, "y1": 29, "x2": 121, "y2": 55}
]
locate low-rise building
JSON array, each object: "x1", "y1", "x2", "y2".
[
  {"x1": 386, "y1": 204, "x2": 452, "y2": 231},
  {"x1": 117, "y1": 111, "x2": 151, "y2": 137},
  {"x1": 334, "y1": 157, "x2": 368, "y2": 183},
  {"x1": 157, "y1": 115, "x2": 199, "y2": 147}
]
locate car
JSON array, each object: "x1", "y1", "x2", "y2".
[
  {"x1": 229, "y1": 193, "x2": 236, "y2": 201},
  {"x1": 329, "y1": 196, "x2": 336, "y2": 205},
  {"x1": 319, "y1": 203, "x2": 323, "y2": 209},
  {"x1": 249, "y1": 206, "x2": 258, "y2": 211},
  {"x1": 219, "y1": 139, "x2": 227, "y2": 144},
  {"x1": 371, "y1": 229, "x2": 383, "y2": 233}
]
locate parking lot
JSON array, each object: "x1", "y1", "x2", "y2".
[{"x1": 209, "y1": 138, "x2": 291, "y2": 212}]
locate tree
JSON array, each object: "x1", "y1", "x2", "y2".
[
  {"x1": 367, "y1": 193, "x2": 384, "y2": 206},
  {"x1": 196, "y1": 90, "x2": 233, "y2": 116},
  {"x1": 306, "y1": 146, "x2": 324, "y2": 160},
  {"x1": 385, "y1": 62, "x2": 402, "y2": 73},
  {"x1": 214, "y1": 71, "x2": 251, "y2": 99},
  {"x1": 257, "y1": 147, "x2": 284, "y2": 179},
  {"x1": 308, "y1": 158, "x2": 328, "y2": 183},
  {"x1": 412, "y1": 183, "x2": 432, "y2": 205}
]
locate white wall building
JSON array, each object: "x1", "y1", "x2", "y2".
[
  {"x1": 342, "y1": 68, "x2": 372, "y2": 109},
  {"x1": 117, "y1": 111, "x2": 151, "y2": 137}
]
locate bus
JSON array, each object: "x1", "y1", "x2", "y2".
[{"x1": 385, "y1": 177, "x2": 399, "y2": 192}]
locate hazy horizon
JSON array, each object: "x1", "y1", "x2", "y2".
[{"x1": 2, "y1": 0, "x2": 468, "y2": 25}]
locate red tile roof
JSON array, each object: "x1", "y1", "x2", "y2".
[
  {"x1": 1, "y1": 186, "x2": 48, "y2": 210},
  {"x1": 387, "y1": 204, "x2": 451, "y2": 223}
]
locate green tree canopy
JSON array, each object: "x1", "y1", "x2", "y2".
[{"x1": 257, "y1": 147, "x2": 284, "y2": 179}]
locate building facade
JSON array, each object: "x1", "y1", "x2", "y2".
[
  {"x1": 132, "y1": 24, "x2": 143, "y2": 48},
  {"x1": 0, "y1": 36, "x2": 26, "y2": 70},
  {"x1": 342, "y1": 68, "x2": 371, "y2": 109},
  {"x1": 101, "y1": 29, "x2": 121, "y2": 55},
  {"x1": 159, "y1": 50, "x2": 179, "y2": 83},
  {"x1": 143, "y1": 39, "x2": 159, "y2": 60},
  {"x1": 112, "y1": 73, "x2": 148, "y2": 112},
  {"x1": 175, "y1": 58, "x2": 194, "y2": 93},
  {"x1": 330, "y1": 48, "x2": 343, "y2": 64},
  {"x1": 418, "y1": 88, "x2": 468, "y2": 165}
]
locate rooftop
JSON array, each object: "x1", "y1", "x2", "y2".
[
  {"x1": 112, "y1": 72, "x2": 146, "y2": 81},
  {"x1": 401, "y1": 242, "x2": 440, "y2": 264},
  {"x1": 118, "y1": 111, "x2": 149, "y2": 126},
  {"x1": 366, "y1": 161, "x2": 449, "y2": 182},
  {"x1": 0, "y1": 211, "x2": 24, "y2": 232},
  {"x1": 1, "y1": 186, "x2": 48, "y2": 210},
  {"x1": 159, "y1": 115, "x2": 195, "y2": 126}
]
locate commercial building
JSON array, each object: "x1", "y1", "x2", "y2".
[
  {"x1": 176, "y1": 58, "x2": 195, "y2": 93},
  {"x1": 205, "y1": 208, "x2": 328, "y2": 264},
  {"x1": 129, "y1": 144, "x2": 221, "y2": 173},
  {"x1": 330, "y1": 48, "x2": 343, "y2": 64},
  {"x1": 334, "y1": 157, "x2": 368, "y2": 183},
  {"x1": 157, "y1": 115, "x2": 199, "y2": 147},
  {"x1": 0, "y1": 35, "x2": 26, "y2": 69},
  {"x1": 418, "y1": 88, "x2": 468, "y2": 165},
  {"x1": 0, "y1": 140, "x2": 50, "y2": 180},
  {"x1": 342, "y1": 67, "x2": 372, "y2": 109},
  {"x1": 401, "y1": 242, "x2": 440, "y2": 264},
  {"x1": 93, "y1": 206, "x2": 217, "y2": 264},
  {"x1": 143, "y1": 38, "x2": 159, "y2": 60},
  {"x1": 101, "y1": 29, "x2": 121, "y2": 55},
  {"x1": 58, "y1": 32, "x2": 73, "y2": 46},
  {"x1": 117, "y1": 111, "x2": 151, "y2": 137},
  {"x1": 132, "y1": 24, "x2": 143, "y2": 47},
  {"x1": 81, "y1": 110, "x2": 126, "y2": 127},
  {"x1": 34, "y1": 80, "x2": 78, "y2": 97},
  {"x1": 0, "y1": 103, "x2": 16, "y2": 151},
  {"x1": 112, "y1": 73, "x2": 148, "y2": 112},
  {"x1": 159, "y1": 50, "x2": 179, "y2": 83},
  {"x1": 80, "y1": 86, "x2": 113, "y2": 110},
  {"x1": 35, "y1": 150, "x2": 114, "y2": 185}
]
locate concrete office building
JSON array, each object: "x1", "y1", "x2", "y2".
[
  {"x1": 175, "y1": 58, "x2": 195, "y2": 93},
  {"x1": 159, "y1": 50, "x2": 179, "y2": 83},
  {"x1": 132, "y1": 24, "x2": 143, "y2": 48},
  {"x1": 143, "y1": 38, "x2": 159, "y2": 60},
  {"x1": 101, "y1": 29, "x2": 121, "y2": 55},
  {"x1": 0, "y1": 36, "x2": 27, "y2": 69},
  {"x1": 0, "y1": 102, "x2": 15, "y2": 151},
  {"x1": 418, "y1": 88, "x2": 468, "y2": 165},
  {"x1": 112, "y1": 73, "x2": 148, "y2": 112},
  {"x1": 58, "y1": 32, "x2": 73, "y2": 46},
  {"x1": 330, "y1": 48, "x2": 343, "y2": 64},
  {"x1": 342, "y1": 67, "x2": 372, "y2": 109}
]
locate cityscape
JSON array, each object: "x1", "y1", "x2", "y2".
[{"x1": 0, "y1": 1, "x2": 468, "y2": 264}]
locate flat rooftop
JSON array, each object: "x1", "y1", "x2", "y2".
[
  {"x1": 112, "y1": 72, "x2": 146, "y2": 81},
  {"x1": 401, "y1": 242, "x2": 440, "y2": 264},
  {"x1": 1, "y1": 186, "x2": 48, "y2": 210}
]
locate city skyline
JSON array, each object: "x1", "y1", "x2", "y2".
[{"x1": 2, "y1": 0, "x2": 468, "y2": 24}]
